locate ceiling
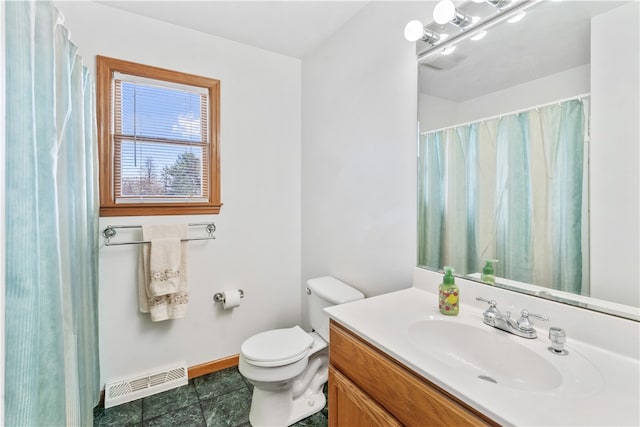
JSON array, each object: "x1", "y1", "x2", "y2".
[
  {"x1": 98, "y1": 1, "x2": 370, "y2": 58},
  {"x1": 418, "y1": 1, "x2": 627, "y2": 102}
]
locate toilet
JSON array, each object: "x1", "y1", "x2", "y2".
[{"x1": 238, "y1": 276, "x2": 365, "y2": 426}]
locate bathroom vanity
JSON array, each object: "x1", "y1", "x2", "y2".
[
  {"x1": 325, "y1": 268, "x2": 640, "y2": 426},
  {"x1": 328, "y1": 320, "x2": 496, "y2": 426}
]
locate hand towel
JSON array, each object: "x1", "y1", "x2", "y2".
[
  {"x1": 138, "y1": 224, "x2": 189, "y2": 321},
  {"x1": 149, "y1": 237, "x2": 181, "y2": 296}
]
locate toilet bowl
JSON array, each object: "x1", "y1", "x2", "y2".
[{"x1": 238, "y1": 277, "x2": 364, "y2": 427}]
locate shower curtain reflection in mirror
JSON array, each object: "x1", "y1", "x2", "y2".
[{"x1": 418, "y1": 98, "x2": 589, "y2": 295}]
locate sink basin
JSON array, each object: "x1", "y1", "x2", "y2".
[{"x1": 408, "y1": 319, "x2": 562, "y2": 392}]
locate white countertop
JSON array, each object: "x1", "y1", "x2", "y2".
[{"x1": 326, "y1": 287, "x2": 640, "y2": 426}]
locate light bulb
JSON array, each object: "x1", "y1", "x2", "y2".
[
  {"x1": 433, "y1": 0, "x2": 456, "y2": 25},
  {"x1": 470, "y1": 30, "x2": 487, "y2": 41},
  {"x1": 404, "y1": 20, "x2": 425, "y2": 42},
  {"x1": 507, "y1": 11, "x2": 526, "y2": 23}
]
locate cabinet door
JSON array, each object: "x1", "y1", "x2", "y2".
[{"x1": 329, "y1": 365, "x2": 402, "y2": 427}]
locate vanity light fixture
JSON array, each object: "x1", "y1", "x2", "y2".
[
  {"x1": 489, "y1": 0, "x2": 512, "y2": 8},
  {"x1": 422, "y1": 28, "x2": 442, "y2": 44},
  {"x1": 411, "y1": 0, "x2": 543, "y2": 62},
  {"x1": 441, "y1": 45, "x2": 457, "y2": 55},
  {"x1": 473, "y1": 0, "x2": 513, "y2": 8},
  {"x1": 404, "y1": 20, "x2": 442, "y2": 44},
  {"x1": 433, "y1": 0, "x2": 473, "y2": 28}
]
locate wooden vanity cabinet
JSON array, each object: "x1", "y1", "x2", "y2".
[
  {"x1": 328, "y1": 320, "x2": 498, "y2": 427},
  {"x1": 329, "y1": 366, "x2": 402, "y2": 426}
]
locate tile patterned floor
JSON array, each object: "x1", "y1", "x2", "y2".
[{"x1": 94, "y1": 367, "x2": 329, "y2": 427}]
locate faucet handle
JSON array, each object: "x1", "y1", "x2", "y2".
[
  {"x1": 476, "y1": 297, "x2": 496, "y2": 307},
  {"x1": 525, "y1": 310, "x2": 549, "y2": 322},
  {"x1": 476, "y1": 297, "x2": 501, "y2": 325},
  {"x1": 548, "y1": 327, "x2": 568, "y2": 355},
  {"x1": 517, "y1": 309, "x2": 549, "y2": 331}
]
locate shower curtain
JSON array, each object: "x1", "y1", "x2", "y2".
[
  {"x1": 5, "y1": 1, "x2": 100, "y2": 425},
  {"x1": 418, "y1": 99, "x2": 589, "y2": 295}
]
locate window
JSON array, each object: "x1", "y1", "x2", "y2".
[{"x1": 97, "y1": 56, "x2": 221, "y2": 216}]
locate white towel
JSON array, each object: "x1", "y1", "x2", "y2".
[
  {"x1": 149, "y1": 237, "x2": 181, "y2": 296},
  {"x1": 138, "y1": 225, "x2": 189, "y2": 321}
]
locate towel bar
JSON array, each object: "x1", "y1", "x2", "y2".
[{"x1": 102, "y1": 223, "x2": 216, "y2": 246}]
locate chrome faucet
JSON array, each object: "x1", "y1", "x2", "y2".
[{"x1": 476, "y1": 297, "x2": 548, "y2": 339}]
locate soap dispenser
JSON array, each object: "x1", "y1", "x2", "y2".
[
  {"x1": 439, "y1": 266, "x2": 459, "y2": 315},
  {"x1": 481, "y1": 259, "x2": 498, "y2": 284}
]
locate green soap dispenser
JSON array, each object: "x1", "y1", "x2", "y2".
[
  {"x1": 439, "y1": 266, "x2": 459, "y2": 315},
  {"x1": 481, "y1": 259, "x2": 498, "y2": 284}
]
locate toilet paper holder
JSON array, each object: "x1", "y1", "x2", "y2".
[{"x1": 213, "y1": 290, "x2": 244, "y2": 303}]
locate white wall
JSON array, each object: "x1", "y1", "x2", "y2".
[
  {"x1": 56, "y1": 1, "x2": 302, "y2": 384},
  {"x1": 457, "y1": 64, "x2": 590, "y2": 125},
  {"x1": 420, "y1": 64, "x2": 590, "y2": 131},
  {"x1": 301, "y1": 1, "x2": 422, "y2": 327},
  {"x1": 418, "y1": 93, "x2": 457, "y2": 133},
  {"x1": 590, "y1": 2, "x2": 640, "y2": 306}
]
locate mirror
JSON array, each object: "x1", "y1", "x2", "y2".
[{"x1": 417, "y1": 0, "x2": 639, "y2": 320}]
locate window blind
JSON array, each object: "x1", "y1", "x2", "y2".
[{"x1": 113, "y1": 73, "x2": 209, "y2": 202}]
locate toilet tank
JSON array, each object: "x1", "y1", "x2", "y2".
[{"x1": 306, "y1": 276, "x2": 364, "y2": 342}]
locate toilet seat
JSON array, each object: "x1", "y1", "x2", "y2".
[{"x1": 241, "y1": 326, "x2": 313, "y2": 367}]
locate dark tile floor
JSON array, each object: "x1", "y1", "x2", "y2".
[{"x1": 94, "y1": 367, "x2": 328, "y2": 427}]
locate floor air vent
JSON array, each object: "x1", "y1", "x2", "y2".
[{"x1": 104, "y1": 362, "x2": 188, "y2": 408}]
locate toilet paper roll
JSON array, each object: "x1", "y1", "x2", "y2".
[{"x1": 222, "y1": 290, "x2": 242, "y2": 309}]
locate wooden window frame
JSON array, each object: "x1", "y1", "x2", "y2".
[{"x1": 96, "y1": 55, "x2": 221, "y2": 216}]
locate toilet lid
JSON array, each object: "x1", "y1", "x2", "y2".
[{"x1": 241, "y1": 326, "x2": 314, "y2": 367}]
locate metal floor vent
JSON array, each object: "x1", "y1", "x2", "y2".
[{"x1": 104, "y1": 362, "x2": 188, "y2": 408}]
